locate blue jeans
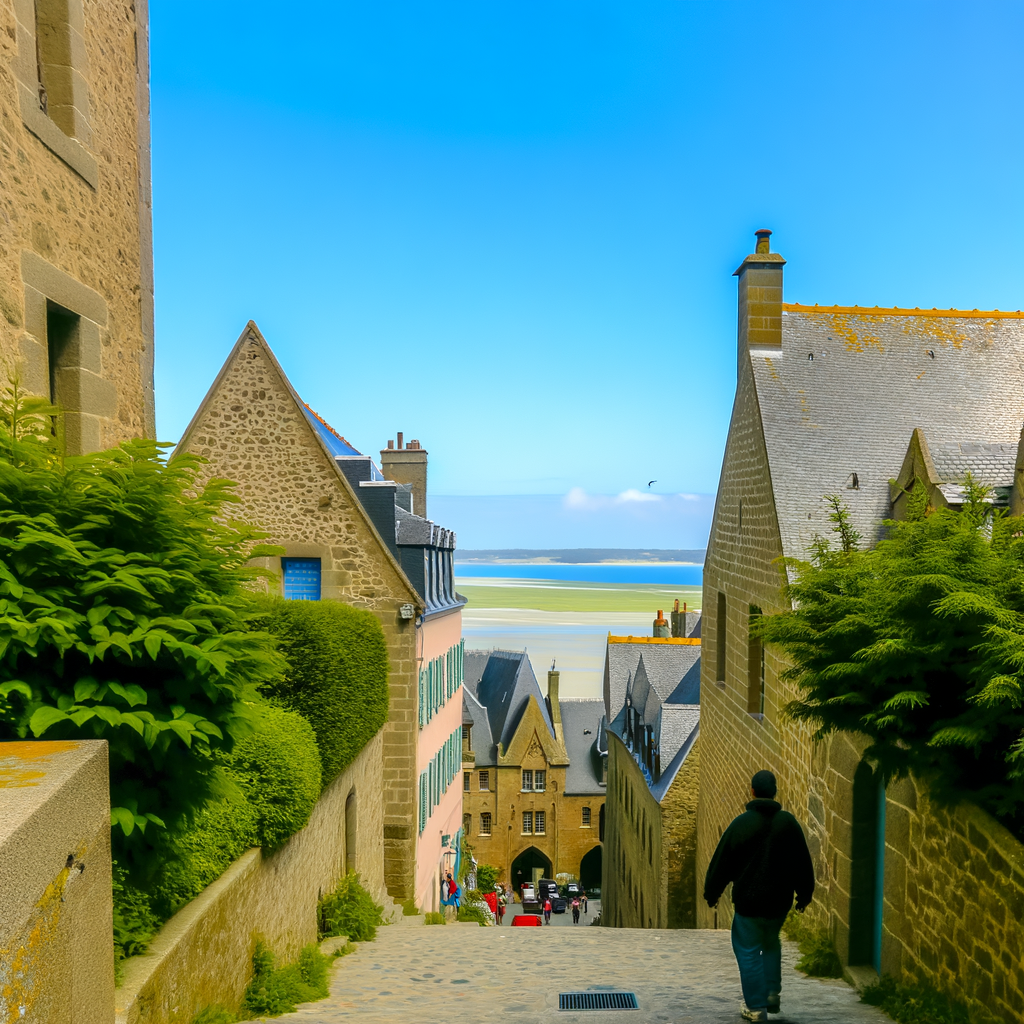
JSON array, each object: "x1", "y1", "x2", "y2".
[{"x1": 731, "y1": 912, "x2": 786, "y2": 1011}]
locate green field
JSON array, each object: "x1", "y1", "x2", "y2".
[{"x1": 455, "y1": 578, "x2": 702, "y2": 613}]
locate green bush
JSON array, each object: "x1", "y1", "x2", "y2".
[
  {"x1": 255, "y1": 597, "x2": 388, "y2": 785},
  {"x1": 861, "y1": 975, "x2": 974, "y2": 1024},
  {"x1": 457, "y1": 904, "x2": 491, "y2": 926},
  {"x1": 783, "y1": 909, "x2": 842, "y2": 978},
  {"x1": 424, "y1": 911, "x2": 446, "y2": 925},
  {"x1": 191, "y1": 1007, "x2": 237, "y2": 1024},
  {"x1": 241, "y1": 939, "x2": 331, "y2": 1017},
  {"x1": 318, "y1": 872, "x2": 384, "y2": 942},
  {"x1": 475, "y1": 864, "x2": 499, "y2": 894},
  {"x1": 0, "y1": 382, "x2": 285, "y2": 873},
  {"x1": 112, "y1": 862, "x2": 160, "y2": 983},
  {"x1": 401, "y1": 898, "x2": 419, "y2": 916}
]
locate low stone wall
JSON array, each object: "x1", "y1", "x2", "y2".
[
  {"x1": 883, "y1": 777, "x2": 1024, "y2": 1023},
  {"x1": 115, "y1": 731, "x2": 386, "y2": 1024}
]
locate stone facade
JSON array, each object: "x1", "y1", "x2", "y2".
[
  {"x1": 0, "y1": 739, "x2": 112, "y2": 1024},
  {"x1": 178, "y1": 325, "x2": 424, "y2": 899},
  {"x1": 115, "y1": 732, "x2": 388, "y2": 1024},
  {"x1": 603, "y1": 732, "x2": 700, "y2": 929},
  {"x1": 698, "y1": 231, "x2": 1024, "y2": 1022},
  {"x1": 0, "y1": 0, "x2": 155, "y2": 451}
]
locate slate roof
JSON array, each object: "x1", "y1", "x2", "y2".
[
  {"x1": 302, "y1": 405, "x2": 365, "y2": 458},
  {"x1": 753, "y1": 306, "x2": 1024, "y2": 558},
  {"x1": 926, "y1": 441, "x2": 1016, "y2": 507},
  {"x1": 604, "y1": 640, "x2": 702, "y2": 722},
  {"x1": 559, "y1": 699, "x2": 606, "y2": 795},
  {"x1": 462, "y1": 650, "x2": 553, "y2": 766}
]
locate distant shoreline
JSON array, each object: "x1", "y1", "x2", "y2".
[{"x1": 456, "y1": 547, "x2": 706, "y2": 564}]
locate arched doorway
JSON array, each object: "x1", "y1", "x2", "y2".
[
  {"x1": 510, "y1": 846, "x2": 551, "y2": 894},
  {"x1": 580, "y1": 845, "x2": 602, "y2": 892}
]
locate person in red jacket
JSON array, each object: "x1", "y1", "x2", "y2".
[
  {"x1": 703, "y1": 770, "x2": 815, "y2": 1023},
  {"x1": 543, "y1": 897, "x2": 552, "y2": 924}
]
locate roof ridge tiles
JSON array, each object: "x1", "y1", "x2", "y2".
[
  {"x1": 303, "y1": 404, "x2": 358, "y2": 448},
  {"x1": 784, "y1": 303, "x2": 1024, "y2": 319}
]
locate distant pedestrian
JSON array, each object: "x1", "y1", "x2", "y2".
[
  {"x1": 543, "y1": 897, "x2": 552, "y2": 924},
  {"x1": 703, "y1": 770, "x2": 814, "y2": 1023},
  {"x1": 571, "y1": 898, "x2": 580, "y2": 924},
  {"x1": 581, "y1": 893, "x2": 588, "y2": 915}
]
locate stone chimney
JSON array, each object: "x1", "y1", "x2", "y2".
[
  {"x1": 547, "y1": 662, "x2": 564, "y2": 746},
  {"x1": 380, "y1": 432, "x2": 428, "y2": 518},
  {"x1": 653, "y1": 609, "x2": 670, "y2": 638},
  {"x1": 670, "y1": 598, "x2": 687, "y2": 638},
  {"x1": 734, "y1": 228, "x2": 786, "y2": 375}
]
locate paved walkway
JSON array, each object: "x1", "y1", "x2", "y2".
[{"x1": 238, "y1": 920, "x2": 892, "y2": 1024}]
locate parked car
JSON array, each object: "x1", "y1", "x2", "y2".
[
  {"x1": 512, "y1": 913, "x2": 542, "y2": 926},
  {"x1": 565, "y1": 882, "x2": 584, "y2": 902},
  {"x1": 520, "y1": 882, "x2": 539, "y2": 911},
  {"x1": 538, "y1": 878, "x2": 567, "y2": 913}
]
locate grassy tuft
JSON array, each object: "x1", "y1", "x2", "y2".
[
  {"x1": 783, "y1": 909, "x2": 843, "y2": 978},
  {"x1": 318, "y1": 872, "x2": 384, "y2": 943},
  {"x1": 457, "y1": 904, "x2": 491, "y2": 927},
  {"x1": 240, "y1": 940, "x2": 331, "y2": 1017},
  {"x1": 861, "y1": 975, "x2": 979, "y2": 1024},
  {"x1": 424, "y1": 911, "x2": 446, "y2": 925}
]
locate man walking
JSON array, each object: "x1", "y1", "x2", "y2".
[{"x1": 703, "y1": 770, "x2": 814, "y2": 1023}]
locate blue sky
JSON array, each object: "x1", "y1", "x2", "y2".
[{"x1": 151, "y1": 2, "x2": 1024, "y2": 546}]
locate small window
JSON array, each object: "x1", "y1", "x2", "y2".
[
  {"x1": 281, "y1": 557, "x2": 321, "y2": 601},
  {"x1": 463, "y1": 772, "x2": 471, "y2": 793},
  {"x1": 478, "y1": 770, "x2": 489, "y2": 791},
  {"x1": 748, "y1": 606, "x2": 766, "y2": 716},
  {"x1": 534, "y1": 810, "x2": 546, "y2": 835},
  {"x1": 46, "y1": 301, "x2": 80, "y2": 411},
  {"x1": 522, "y1": 811, "x2": 533, "y2": 834},
  {"x1": 521, "y1": 769, "x2": 533, "y2": 792},
  {"x1": 716, "y1": 590, "x2": 727, "y2": 683},
  {"x1": 582, "y1": 806, "x2": 591, "y2": 827},
  {"x1": 480, "y1": 812, "x2": 492, "y2": 837},
  {"x1": 533, "y1": 770, "x2": 546, "y2": 792}
]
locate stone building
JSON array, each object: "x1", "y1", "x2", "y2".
[
  {"x1": 699, "y1": 229, "x2": 1024, "y2": 1020},
  {"x1": 602, "y1": 623, "x2": 701, "y2": 929},
  {"x1": 461, "y1": 652, "x2": 605, "y2": 892},
  {"x1": 1, "y1": 0, "x2": 155, "y2": 451},
  {"x1": 177, "y1": 323, "x2": 465, "y2": 912}
]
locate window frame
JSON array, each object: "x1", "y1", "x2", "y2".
[
  {"x1": 521, "y1": 769, "x2": 533, "y2": 792},
  {"x1": 479, "y1": 812, "x2": 492, "y2": 837},
  {"x1": 522, "y1": 810, "x2": 533, "y2": 834},
  {"x1": 534, "y1": 810, "x2": 546, "y2": 835},
  {"x1": 581, "y1": 806, "x2": 591, "y2": 828},
  {"x1": 533, "y1": 769, "x2": 546, "y2": 792},
  {"x1": 463, "y1": 772, "x2": 471, "y2": 793},
  {"x1": 478, "y1": 769, "x2": 489, "y2": 791}
]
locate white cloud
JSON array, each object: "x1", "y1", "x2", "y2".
[
  {"x1": 616, "y1": 488, "x2": 661, "y2": 503},
  {"x1": 678, "y1": 493, "x2": 702, "y2": 502},
  {"x1": 563, "y1": 486, "x2": 592, "y2": 509}
]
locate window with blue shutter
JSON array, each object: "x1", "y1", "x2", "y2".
[{"x1": 281, "y1": 557, "x2": 321, "y2": 600}]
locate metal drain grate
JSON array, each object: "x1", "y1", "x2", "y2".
[{"x1": 559, "y1": 991, "x2": 639, "y2": 1011}]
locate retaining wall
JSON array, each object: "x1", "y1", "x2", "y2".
[{"x1": 115, "y1": 730, "x2": 386, "y2": 1024}]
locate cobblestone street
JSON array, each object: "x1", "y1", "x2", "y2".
[{"x1": 238, "y1": 920, "x2": 892, "y2": 1024}]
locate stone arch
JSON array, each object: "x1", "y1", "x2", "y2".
[
  {"x1": 580, "y1": 845, "x2": 602, "y2": 892},
  {"x1": 511, "y1": 845, "x2": 551, "y2": 893}
]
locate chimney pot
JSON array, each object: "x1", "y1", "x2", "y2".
[
  {"x1": 755, "y1": 229, "x2": 772, "y2": 254},
  {"x1": 397, "y1": 432, "x2": 404, "y2": 450},
  {"x1": 387, "y1": 440, "x2": 394, "y2": 450}
]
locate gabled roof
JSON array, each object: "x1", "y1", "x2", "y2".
[
  {"x1": 174, "y1": 321, "x2": 420, "y2": 610},
  {"x1": 302, "y1": 405, "x2": 363, "y2": 457},
  {"x1": 604, "y1": 639, "x2": 702, "y2": 721},
  {"x1": 462, "y1": 650, "x2": 554, "y2": 765},
  {"x1": 750, "y1": 308, "x2": 1024, "y2": 558},
  {"x1": 559, "y1": 698, "x2": 606, "y2": 796}
]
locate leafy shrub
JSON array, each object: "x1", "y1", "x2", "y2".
[
  {"x1": 457, "y1": 904, "x2": 491, "y2": 926},
  {"x1": 0, "y1": 383, "x2": 285, "y2": 873},
  {"x1": 424, "y1": 911, "x2": 446, "y2": 925},
  {"x1": 757, "y1": 488, "x2": 1024, "y2": 835},
  {"x1": 241, "y1": 939, "x2": 331, "y2": 1017},
  {"x1": 861, "y1": 975, "x2": 974, "y2": 1024},
  {"x1": 475, "y1": 864, "x2": 499, "y2": 894},
  {"x1": 783, "y1": 909, "x2": 842, "y2": 978},
  {"x1": 191, "y1": 1007, "x2": 237, "y2": 1024},
  {"x1": 401, "y1": 898, "x2": 419, "y2": 916},
  {"x1": 255, "y1": 597, "x2": 388, "y2": 785},
  {"x1": 112, "y1": 862, "x2": 159, "y2": 983},
  {"x1": 318, "y1": 872, "x2": 384, "y2": 942}
]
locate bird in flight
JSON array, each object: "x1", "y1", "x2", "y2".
[{"x1": 648, "y1": 480, "x2": 657, "y2": 488}]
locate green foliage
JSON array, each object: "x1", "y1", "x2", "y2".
[
  {"x1": 317, "y1": 872, "x2": 384, "y2": 943},
  {"x1": 457, "y1": 831, "x2": 473, "y2": 884},
  {"x1": 423, "y1": 911, "x2": 446, "y2": 925},
  {"x1": 756, "y1": 485, "x2": 1024, "y2": 834},
  {"x1": 861, "y1": 975, "x2": 975, "y2": 1024},
  {"x1": 475, "y1": 864, "x2": 499, "y2": 894},
  {"x1": 457, "y1": 904, "x2": 491, "y2": 926},
  {"x1": 782, "y1": 909, "x2": 842, "y2": 978},
  {"x1": 112, "y1": 861, "x2": 159, "y2": 983},
  {"x1": 240, "y1": 940, "x2": 331, "y2": 1017},
  {"x1": 254, "y1": 597, "x2": 388, "y2": 785},
  {"x1": 191, "y1": 1007, "x2": 237, "y2": 1024},
  {"x1": 0, "y1": 381, "x2": 285, "y2": 871},
  {"x1": 401, "y1": 898, "x2": 419, "y2": 916}
]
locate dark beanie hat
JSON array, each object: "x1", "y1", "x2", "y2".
[{"x1": 751, "y1": 770, "x2": 777, "y2": 797}]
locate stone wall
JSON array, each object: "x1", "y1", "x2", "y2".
[
  {"x1": 0, "y1": 740, "x2": 112, "y2": 1024},
  {"x1": 0, "y1": 0, "x2": 155, "y2": 449},
  {"x1": 115, "y1": 731, "x2": 387, "y2": 1024},
  {"x1": 603, "y1": 733, "x2": 699, "y2": 929},
  {"x1": 178, "y1": 326, "x2": 421, "y2": 899}
]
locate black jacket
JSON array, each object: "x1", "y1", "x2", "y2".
[{"x1": 703, "y1": 799, "x2": 815, "y2": 919}]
